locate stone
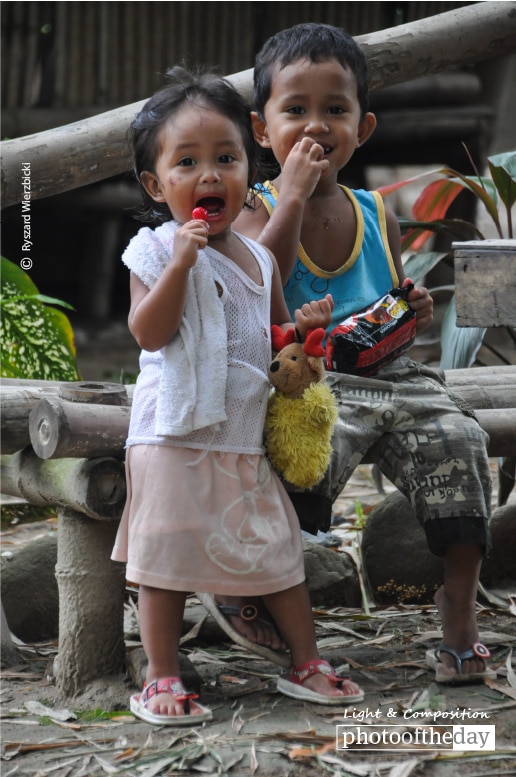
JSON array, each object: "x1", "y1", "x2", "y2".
[
  {"x1": 361, "y1": 491, "x2": 516, "y2": 603},
  {"x1": 361, "y1": 491, "x2": 443, "y2": 602},
  {"x1": 480, "y1": 502, "x2": 516, "y2": 585},
  {"x1": 302, "y1": 539, "x2": 362, "y2": 607},
  {"x1": 1, "y1": 534, "x2": 59, "y2": 641}
]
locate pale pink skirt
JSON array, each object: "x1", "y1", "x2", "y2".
[{"x1": 111, "y1": 444, "x2": 305, "y2": 595}]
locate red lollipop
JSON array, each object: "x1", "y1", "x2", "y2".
[{"x1": 192, "y1": 207, "x2": 208, "y2": 221}]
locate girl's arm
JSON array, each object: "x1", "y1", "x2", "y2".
[
  {"x1": 385, "y1": 206, "x2": 434, "y2": 333},
  {"x1": 128, "y1": 220, "x2": 208, "y2": 351}
]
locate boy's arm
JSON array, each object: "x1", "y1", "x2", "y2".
[
  {"x1": 385, "y1": 207, "x2": 434, "y2": 333},
  {"x1": 235, "y1": 137, "x2": 328, "y2": 285}
]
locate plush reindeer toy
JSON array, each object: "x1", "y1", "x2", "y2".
[{"x1": 264, "y1": 326, "x2": 338, "y2": 489}]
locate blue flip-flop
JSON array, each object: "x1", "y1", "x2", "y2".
[{"x1": 426, "y1": 642, "x2": 497, "y2": 684}]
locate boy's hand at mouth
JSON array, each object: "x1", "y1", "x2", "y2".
[{"x1": 281, "y1": 137, "x2": 329, "y2": 201}]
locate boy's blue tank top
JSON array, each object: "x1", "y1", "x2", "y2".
[{"x1": 254, "y1": 182, "x2": 399, "y2": 332}]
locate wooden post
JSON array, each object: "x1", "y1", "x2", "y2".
[
  {"x1": 1, "y1": 380, "x2": 130, "y2": 455},
  {"x1": 444, "y1": 366, "x2": 516, "y2": 410},
  {"x1": 54, "y1": 508, "x2": 126, "y2": 697},
  {"x1": 0, "y1": 449, "x2": 126, "y2": 520},
  {"x1": 1, "y1": 388, "x2": 57, "y2": 454}
]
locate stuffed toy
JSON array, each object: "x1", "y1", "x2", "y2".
[{"x1": 264, "y1": 325, "x2": 338, "y2": 489}]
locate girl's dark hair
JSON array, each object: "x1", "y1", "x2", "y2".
[
  {"x1": 129, "y1": 66, "x2": 256, "y2": 224},
  {"x1": 254, "y1": 23, "x2": 369, "y2": 119},
  {"x1": 252, "y1": 24, "x2": 369, "y2": 180}
]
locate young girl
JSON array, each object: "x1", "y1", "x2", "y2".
[{"x1": 111, "y1": 67, "x2": 364, "y2": 725}]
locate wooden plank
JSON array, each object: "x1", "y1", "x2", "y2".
[{"x1": 454, "y1": 241, "x2": 516, "y2": 327}]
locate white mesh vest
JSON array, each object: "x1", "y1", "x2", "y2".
[{"x1": 126, "y1": 229, "x2": 273, "y2": 454}]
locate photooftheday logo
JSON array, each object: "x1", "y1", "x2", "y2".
[{"x1": 336, "y1": 725, "x2": 496, "y2": 752}]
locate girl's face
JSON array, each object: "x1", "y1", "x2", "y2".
[
  {"x1": 253, "y1": 57, "x2": 376, "y2": 182},
  {"x1": 142, "y1": 101, "x2": 250, "y2": 236}
]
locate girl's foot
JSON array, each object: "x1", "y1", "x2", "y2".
[
  {"x1": 277, "y1": 659, "x2": 364, "y2": 705},
  {"x1": 130, "y1": 677, "x2": 212, "y2": 726},
  {"x1": 214, "y1": 595, "x2": 287, "y2": 650}
]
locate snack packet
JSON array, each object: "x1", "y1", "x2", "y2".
[{"x1": 326, "y1": 285, "x2": 416, "y2": 376}]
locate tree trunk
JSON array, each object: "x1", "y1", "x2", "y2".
[{"x1": 2, "y1": 2, "x2": 515, "y2": 207}]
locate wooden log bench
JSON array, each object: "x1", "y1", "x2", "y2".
[{"x1": 1, "y1": 367, "x2": 515, "y2": 696}]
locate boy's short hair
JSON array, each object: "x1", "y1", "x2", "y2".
[{"x1": 254, "y1": 23, "x2": 369, "y2": 118}]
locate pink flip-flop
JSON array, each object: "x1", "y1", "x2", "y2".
[
  {"x1": 277, "y1": 659, "x2": 364, "y2": 705},
  {"x1": 130, "y1": 677, "x2": 212, "y2": 726}
]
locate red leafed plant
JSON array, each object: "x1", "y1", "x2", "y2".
[{"x1": 379, "y1": 149, "x2": 515, "y2": 253}]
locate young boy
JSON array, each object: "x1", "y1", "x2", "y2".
[{"x1": 233, "y1": 22, "x2": 495, "y2": 684}]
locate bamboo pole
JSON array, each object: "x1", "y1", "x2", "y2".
[
  {"x1": 2, "y1": 2, "x2": 515, "y2": 208},
  {"x1": 0, "y1": 449, "x2": 126, "y2": 521}
]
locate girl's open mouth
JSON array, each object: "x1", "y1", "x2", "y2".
[{"x1": 195, "y1": 197, "x2": 225, "y2": 218}]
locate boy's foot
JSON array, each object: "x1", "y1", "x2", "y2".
[{"x1": 431, "y1": 586, "x2": 495, "y2": 682}]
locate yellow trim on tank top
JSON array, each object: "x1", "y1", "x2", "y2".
[
  {"x1": 257, "y1": 182, "x2": 396, "y2": 282},
  {"x1": 371, "y1": 190, "x2": 399, "y2": 286}
]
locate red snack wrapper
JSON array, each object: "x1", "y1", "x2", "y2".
[{"x1": 326, "y1": 286, "x2": 416, "y2": 376}]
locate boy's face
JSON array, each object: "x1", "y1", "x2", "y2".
[{"x1": 252, "y1": 57, "x2": 375, "y2": 179}]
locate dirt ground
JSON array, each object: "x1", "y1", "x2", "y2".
[
  {"x1": 1, "y1": 592, "x2": 515, "y2": 777},
  {"x1": 1, "y1": 319, "x2": 515, "y2": 776},
  {"x1": 2, "y1": 462, "x2": 515, "y2": 777}
]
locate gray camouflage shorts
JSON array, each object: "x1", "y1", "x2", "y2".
[{"x1": 285, "y1": 357, "x2": 492, "y2": 556}]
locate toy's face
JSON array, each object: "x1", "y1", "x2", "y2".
[{"x1": 269, "y1": 344, "x2": 324, "y2": 398}]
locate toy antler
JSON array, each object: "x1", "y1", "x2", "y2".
[
  {"x1": 304, "y1": 328, "x2": 325, "y2": 357},
  {"x1": 271, "y1": 325, "x2": 296, "y2": 352}
]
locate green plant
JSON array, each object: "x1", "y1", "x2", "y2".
[
  {"x1": 0, "y1": 256, "x2": 80, "y2": 380},
  {"x1": 379, "y1": 150, "x2": 516, "y2": 370}
]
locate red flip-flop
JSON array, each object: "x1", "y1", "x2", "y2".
[{"x1": 277, "y1": 659, "x2": 364, "y2": 705}]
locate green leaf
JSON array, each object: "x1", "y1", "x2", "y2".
[
  {"x1": 402, "y1": 251, "x2": 449, "y2": 285},
  {"x1": 439, "y1": 296, "x2": 486, "y2": 369},
  {"x1": 399, "y1": 217, "x2": 484, "y2": 252},
  {"x1": 488, "y1": 150, "x2": 516, "y2": 210},
  {"x1": 31, "y1": 294, "x2": 75, "y2": 310},
  {"x1": 0, "y1": 257, "x2": 80, "y2": 381}
]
